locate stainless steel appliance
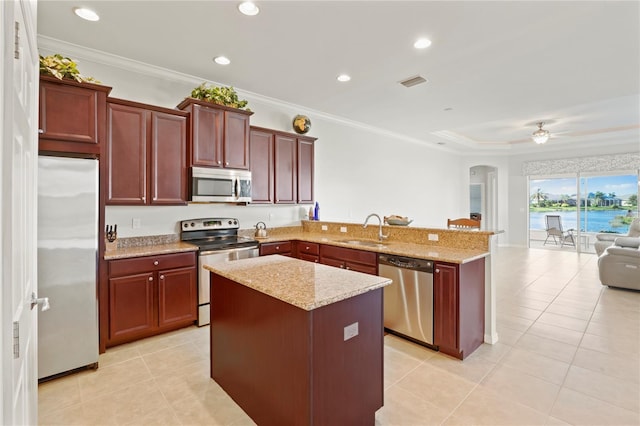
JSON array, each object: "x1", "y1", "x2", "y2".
[
  {"x1": 37, "y1": 156, "x2": 99, "y2": 379},
  {"x1": 180, "y1": 218, "x2": 259, "y2": 325},
  {"x1": 190, "y1": 167, "x2": 252, "y2": 203},
  {"x1": 378, "y1": 254, "x2": 435, "y2": 347}
]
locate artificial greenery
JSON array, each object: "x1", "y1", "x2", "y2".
[
  {"x1": 39, "y1": 54, "x2": 100, "y2": 83},
  {"x1": 190, "y1": 83, "x2": 249, "y2": 110}
]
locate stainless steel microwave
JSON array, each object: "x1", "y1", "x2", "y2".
[{"x1": 190, "y1": 167, "x2": 252, "y2": 203}]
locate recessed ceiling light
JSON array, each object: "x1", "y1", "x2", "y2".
[
  {"x1": 214, "y1": 56, "x2": 231, "y2": 65},
  {"x1": 414, "y1": 38, "x2": 432, "y2": 49},
  {"x1": 238, "y1": 2, "x2": 260, "y2": 16},
  {"x1": 337, "y1": 74, "x2": 351, "y2": 82},
  {"x1": 73, "y1": 7, "x2": 99, "y2": 21}
]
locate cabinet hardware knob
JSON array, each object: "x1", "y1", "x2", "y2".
[
  {"x1": 160, "y1": 275, "x2": 165, "y2": 280},
  {"x1": 154, "y1": 261, "x2": 159, "y2": 265},
  {"x1": 38, "y1": 129, "x2": 44, "y2": 134},
  {"x1": 148, "y1": 277, "x2": 153, "y2": 281},
  {"x1": 276, "y1": 246, "x2": 280, "y2": 250},
  {"x1": 346, "y1": 266, "x2": 351, "y2": 270},
  {"x1": 435, "y1": 269, "x2": 440, "y2": 273},
  {"x1": 339, "y1": 264, "x2": 344, "y2": 268},
  {"x1": 225, "y1": 162, "x2": 229, "y2": 165},
  {"x1": 217, "y1": 161, "x2": 221, "y2": 164}
]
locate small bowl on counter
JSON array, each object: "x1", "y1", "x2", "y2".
[{"x1": 384, "y1": 216, "x2": 413, "y2": 226}]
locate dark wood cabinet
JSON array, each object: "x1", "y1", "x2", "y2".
[
  {"x1": 319, "y1": 244, "x2": 378, "y2": 275},
  {"x1": 434, "y1": 259, "x2": 485, "y2": 360},
  {"x1": 297, "y1": 137, "x2": 315, "y2": 204},
  {"x1": 274, "y1": 134, "x2": 297, "y2": 204},
  {"x1": 106, "y1": 98, "x2": 188, "y2": 205},
  {"x1": 38, "y1": 75, "x2": 112, "y2": 155},
  {"x1": 106, "y1": 252, "x2": 197, "y2": 347},
  {"x1": 250, "y1": 126, "x2": 316, "y2": 205},
  {"x1": 259, "y1": 241, "x2": 293, "y2": 257},
  {"x1": 177, "y1": 98, "x2": 253, "y2": 170},
  {"x1": 249, "y1": 128, "x2": 274, "y2": 203},
  {"x1": 296, "y1": 241, "x2": 320, "y2": 263}
]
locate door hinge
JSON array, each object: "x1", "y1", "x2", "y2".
[
  {"x1": 14, "y1": 21, "x2": 20, "y2": 59},
  {"x1": 13, "y1": 321, "x2": 19, "y2": 359}
]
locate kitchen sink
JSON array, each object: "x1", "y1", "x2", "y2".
[{"x1": 337, "y1": 239, "x2": 387, "y2": 248}]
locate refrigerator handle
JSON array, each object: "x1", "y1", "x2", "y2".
[{"x1": 30, "y1": 292, "x2": 50, "y2": 312}]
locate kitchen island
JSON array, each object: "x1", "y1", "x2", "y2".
[{"x1": 205, "y1": 255, "x2": 392, "y2": 426}]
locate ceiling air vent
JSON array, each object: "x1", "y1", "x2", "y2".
[{"x1": 399, "y1": 75, "x2": 427, "y2": 88}]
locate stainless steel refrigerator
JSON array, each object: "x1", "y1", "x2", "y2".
[{"x1": 37, "y1": 156, "x2": 99, "y2": 379}]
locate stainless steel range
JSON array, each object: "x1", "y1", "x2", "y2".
[{"x1": 180, "y1": 218, "x2": 259, "y2": 326}]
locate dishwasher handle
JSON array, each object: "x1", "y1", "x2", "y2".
[{"x1": 378, "y1": 254, "x2": 433, "y2": 273}]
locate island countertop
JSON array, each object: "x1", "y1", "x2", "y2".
[{"x1": 204, "y1": 255, "x2": 392, "y2": 311}]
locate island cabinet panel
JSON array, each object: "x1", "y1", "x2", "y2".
[
  {"x1": 274, "y1": 134, "x2": 297, "y2": 204},
  {"x1": 434, "y1": 259, "x2": 485, "y2": 360},
  {"x1": 319, "y1": 244, "x2": 378, "y2": 275},
  {"x1": 106, "y1": 98, "x2": 188, "y2": 206},
  {"x1": 248, "y1": 128, "x2": 274, "y2": 203},
  {"x1": 105, "y1": 252, "x2": 197, "y2": 347},
  {"x1": 177, "y1": 98, "x2": 253, "y2": 169},
  {"x1": 38, "y1": 75, "x2": 112, "y2": 155},
  {"x1": 210, "y1": 273, "x2": 383, "y2": 426},
  {"x1": 259, "y1": 241, "x2": 293, "y2": 256}
]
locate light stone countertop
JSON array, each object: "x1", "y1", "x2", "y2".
[
  {"x1": 104, "y1": 242, "x2": 198, "y2": 260},
  {"x1": 256, "y1": 232, "x2": 489, "y2": 264},
  {"x1": 204, "y1": 255, "x2": 392, "y2": 311}
]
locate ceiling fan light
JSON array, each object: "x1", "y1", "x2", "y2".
[{"x1": 532, "y1": 122, "x2": 550, "y2": 144}]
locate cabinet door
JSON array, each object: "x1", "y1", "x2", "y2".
[
  {"x1": 150, "y1": 111, "x2": 187, "y2": 205},
  {"x1": 249, "y1": 129, "x2": 274, "y2": 204},
  {"x1": 106, "y1": 102, "x2": 147, "y2": 205},
  {"x1": 192, "y1": 104, "x2": 223, "y2": 167},
  {"x1": 108, "y1": 273, "x2": 155, "y2": 342},
  {"x1": 344, "y1": 261, "x2": 377, "y2": 275},
  {"x1": 158, "y1": 267, "x2": 197, "y2": 328},
  {"x1": 39, "y1": 81, "x2": 98, "y2": 145},
  {"x1": 434, "y1": 263, "x2": 458, "y2": 352},
  {"x1": 274, "y1": 134, "x2": 297, "y2": 204},
  {"x1": 224, "y1": 111, "x2": 250, "y2": 169},
  {"x1": 297, "y1": 138, "x2": 314, "y2": 204}
]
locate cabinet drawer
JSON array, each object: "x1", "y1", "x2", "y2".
[
  {"x1": 297, "y1": 242, "x2": 319, "y2": 255},
  {"x1": 260, "y1": 241, "x2": 292, "y2": 256},
  {"x1": 320, "y1": 245, "x2": 377, "y2": 266},
  {"x1": 109, "y1": 252, "x2": 196, "y2": 277},
  {"x1": 297, "y1": 253, "x2": 319, "y2": 263}
]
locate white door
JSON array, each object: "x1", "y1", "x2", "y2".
[{"x1": 1, "y1": 0, "x2": 39, "y2": 424}]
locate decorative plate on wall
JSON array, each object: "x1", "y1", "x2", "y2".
[{"x1": 293, "y1": 114, "x2": 311, "y2": 134}]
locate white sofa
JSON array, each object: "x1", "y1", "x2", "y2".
[
  {"x1": 597, "y1": 236, "x2": 640, "y2": 291},
  {"x1": 594, "y1": 218, "x2": 640, "y2": 256}
]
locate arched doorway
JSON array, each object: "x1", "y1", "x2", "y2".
[{"x1": 470, "y1": 165, "x2": 498, "y2": 230}]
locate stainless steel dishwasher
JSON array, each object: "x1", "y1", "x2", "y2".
[{"x1": 378, "y1": 254, "x2": 434, "y2": 347}]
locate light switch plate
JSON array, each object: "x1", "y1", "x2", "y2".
[
  {"x1": 132, "y1": 218, "x2": 141, "y2": 229},
  {"x1": 321, "y1": 225, "x2": 328, "y2": 231},
  {"x1": 340, "y1": 226, "x2": 348, "y2": 233},
  {"x1": 428, "y1": 233, "x2": 439, "y2": 241},
  {"x1": 344, "y1": 322, "x2": 359, "y2": 341}
]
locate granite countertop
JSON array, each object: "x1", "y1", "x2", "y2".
[
  {"x1": 205, "y1": 255, "x2": 392, "y2": 311},
  {"x1": 104, "y1": 242, "x2": 198, "y2": 260},
  {"x1": 256, "y1": 232, "x2": 489, "y2": 264}
]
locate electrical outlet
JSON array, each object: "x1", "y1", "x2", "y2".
[
  {"x1": 132, "y1": 218, "x2": 141, "y2": 229},
  {"x1": 321, "y1": 225, "x2": 328, "y2": 231},
  {"x1": 344, "y1": 322, "x2": 359, "y2": 341},
  {"x1": 340, "y1": 226, "x2": 347, "y2": 233},
  {"x1": 428, "y1": 233, "x2": 439, "y2": 241}
]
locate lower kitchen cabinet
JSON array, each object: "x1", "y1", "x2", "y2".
[
  {"x1": 296, "y1": 241, "x2": 319, "y2": 263},
  {"x1": 319, "y1": 245, "x2": 378, "y2": 275},
  {"x1": 106, "y1": 252, "x2": 196, "y2": 347},
  {"x1": 259, "y1": 241, "x2": 293, "y2": 257},
  {"x1": 433, "y1": 259, "x2": 485, "y2": 360}
]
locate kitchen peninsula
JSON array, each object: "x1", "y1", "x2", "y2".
[{"x1": 205, "y1": 255, "x2": 392, "y2": 426}]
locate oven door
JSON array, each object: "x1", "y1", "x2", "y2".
[{"x1": 197, "y1": 246, "x2": 259, "y2": 326}]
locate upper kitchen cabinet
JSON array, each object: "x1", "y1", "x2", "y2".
[
  {"x1": 38, "y1": 75, "x2": 112, "y2": 155},
  {"x1": 249, "y1": 126, "x2": 316, "y2": 205},
  {"x1": 106, "y1": 98, "x2": 188, "y2": 206},
  {"x1": 177, "y1": 98, "x2": 253, "y2": 170}
]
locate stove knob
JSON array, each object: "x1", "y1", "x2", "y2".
[
  {"x1": 183, "y1": 223, "x2": 188, "y2": 228},
  {"x1": 191, "y1": 222, "x2": 195, "y2": 227},
  {"x1": 228, "y1": 220, "x2": 232, "y2": 225},
  {"x1": 233, "y1": 220, "x2": 238, "y2": 225}
]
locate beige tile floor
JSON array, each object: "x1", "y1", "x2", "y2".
[{"x1": 39, "y1": 246, "x2": 640, "y2": 425}]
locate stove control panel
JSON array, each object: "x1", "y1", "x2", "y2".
[{"x1": 181, "y1": 218, "x2": 239, "y2": 231}]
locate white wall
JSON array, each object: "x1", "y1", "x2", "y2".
[{"x1": 39, "y1": 40, "x2": 464, "y2": 237}]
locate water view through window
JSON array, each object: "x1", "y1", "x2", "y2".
[{"x1": 530, "y1": 174, "x2": 638, "y2": 236}]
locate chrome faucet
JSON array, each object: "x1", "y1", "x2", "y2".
[{"x1": 363, "y1": 213, "x2": 388, "y2": 242}]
